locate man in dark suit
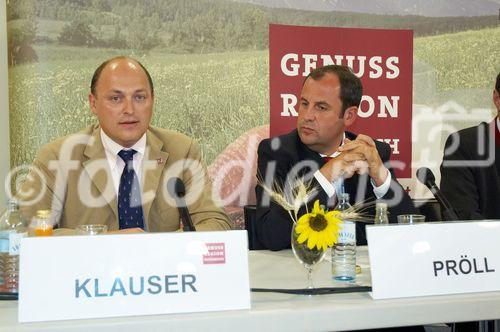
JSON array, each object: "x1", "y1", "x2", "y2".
[
  {"x1": 255, "y1": 65, "x2": 416, "y2": 251},
  {"x1": 440, "y1": 72, "x2": 500, "y2": 220}
]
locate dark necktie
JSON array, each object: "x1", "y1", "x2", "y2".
[
  {"x1": 117, "y1": 149, "x2": 144, "y2": 230},
  {"x1": 323, "y1": 156, "x2": 333, "y2": 163}
]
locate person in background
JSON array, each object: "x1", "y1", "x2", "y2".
[{"x1": 440, "y1": 72, "x2": 500, "y2": 220}]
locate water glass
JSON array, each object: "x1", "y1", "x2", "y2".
[
  {"x1": 76, "y1": 224, "x2": 108, "y2": 235},
  {"x1": 397, "y1": 214, "x2": 425, "y2": 224},
  {"x1": 291, "y1": 223, "x2": 327, "y2": 289}
]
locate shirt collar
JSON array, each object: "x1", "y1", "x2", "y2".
[
  {"x1": 100, "y1": 129, "x2": 146, "y2": 168},
  {"x1": 319, "y1": 132, "x2": 346, "y2": 158}
]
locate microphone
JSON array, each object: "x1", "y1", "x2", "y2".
[
  {"x1": 167, "y1": 177, "x2": 196, "y2": 232},
  {"x1": 416, "y1": 167, "x2": 459, "y2": 221}
]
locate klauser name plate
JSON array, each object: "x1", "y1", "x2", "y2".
[
  {"x1": 18, "y1": 231, "x2": 250, "y2": 322},
  {"x1": 367, "y1": 221, "x2": 500, "y2": 300}
]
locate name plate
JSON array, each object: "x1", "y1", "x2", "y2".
[
  {"x1": 19, "y1": 230, "x2": 250, "y2": 322},
  {"x1": 366, "y1": 221, "x2": 500, "y2": 299}
]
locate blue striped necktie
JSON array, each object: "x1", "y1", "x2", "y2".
[{"x1": 117, "y1": 149, "x2": 144, "y2": 230}]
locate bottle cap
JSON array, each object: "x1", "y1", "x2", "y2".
[
  {"x1": 7, "y1": 198, "x2": 19, "y2": 209},
  {"x1": 339, "y1": 193, "x2": 350, "y2": 200}
]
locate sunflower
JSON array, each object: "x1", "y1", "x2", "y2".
[{"x1": 295, "y1": 200, "x2": 343, "y2": 251}]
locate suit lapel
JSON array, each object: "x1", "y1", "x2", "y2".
[
  {"x1": 294, "y1": 132, "x2": 325, "y2": 167},
  {"x1": 141, "y1": 130, "x2": 169, "y2": 224},
  {"x1": 293, "y1": 132, "x2": 332, "y2": 206},
  {"x1": 82, "y1": 128, "x2": 119, "y2": 219}
]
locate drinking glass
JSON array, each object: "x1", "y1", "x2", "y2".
[
  {"x1": 291, "y1": 223, "x2": 327, "y2": 289},
  {"x1": 76, "y1": 224, "x2": 108, "y2": 235},
  {"x1": 397, "y1": 214, "x2": 426, "y2": 224}
]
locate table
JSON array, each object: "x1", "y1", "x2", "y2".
[{"x1": 1, "y1": 247, "x2": 500, "y2": 331}]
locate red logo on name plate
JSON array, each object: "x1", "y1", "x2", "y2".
[{"x1": 203, "y1": 243, "x2": 226, "y2": 265}]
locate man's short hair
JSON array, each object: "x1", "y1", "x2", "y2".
[
  {"x1": 496, "y1": 72, "x2": 499, "y2": 93},
  {"x1": 305, "y1": 65, "x2": 363, "y2": 115},
  {"x1": 90, "y1": 56, "x2": 154, "y2": 96}
]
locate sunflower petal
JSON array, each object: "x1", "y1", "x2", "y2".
[
  {"x1": 297, "y1": 232, "x2": 309, "y2": 244},
  {"x1": 307, "y1": 231, "x2": 319, "y2": 249},
  {"x1": 297, "y1": 214, "x2": 310, "y2": 225},
  {"x1": 312, "y1": 200, "x2": 322, "y2": 214},
  {"x1": 295, "y1": 224, "x2": 306, "y2": 233}
]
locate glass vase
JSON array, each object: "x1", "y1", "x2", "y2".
[{"x1": 291, "y1": 223, "x2": 327, "y2": 289}]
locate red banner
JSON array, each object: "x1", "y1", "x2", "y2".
[{"x1": 269, "y1": 24, "x2": 413, "y2": 178}]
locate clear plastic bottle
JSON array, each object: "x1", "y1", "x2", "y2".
[
  {"x1": 0, "y1": 199, "x2": 28, "y2": 293},
  {"x1": 332, "y1": 193, "x2": 356, "y2": 282},
  {"x1": 374, "y1": 203, "x2": 389, "y2": 225}
]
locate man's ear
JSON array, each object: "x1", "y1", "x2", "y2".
[
  {"x1": 343, "y1": 106, "x2": 358, "y2": 127},
  {"x1": 493, "y1": 89, "x2": 500, "y2": 112},
  {"x1": 89, "y1": 93, "x2": 97, "y2": 116}
]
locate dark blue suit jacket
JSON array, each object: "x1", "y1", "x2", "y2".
[
  {"x1": 441, "y1": 122, "x2": 500, "y2": 220},
  {"x1": 255, "y1": 129, "x2": 417, "y2": 251}
]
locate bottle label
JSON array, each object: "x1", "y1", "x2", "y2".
[
  {"x1": 0, "y1": 230, "x2": 13, "y2": 253},
  {"x1": 9, "y1": 232, "x2": 27, "y2": 255},
  {"x1": 338, "y1": 221, "x2": 356, "y2": 244}
]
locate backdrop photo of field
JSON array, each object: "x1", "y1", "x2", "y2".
[
  {"x1": 8, "y1": 49, "x2": 268, "y2": 168},
  {"x1": 7, "y1": 0, "x2": 500, "y2": 180},
  {"x1": 414, "y1": 26, "x2": 500, "y2": 108}
]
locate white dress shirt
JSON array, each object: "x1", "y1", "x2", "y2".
[
  {"x1": 100, "y1": 129, "x2": 147, "y2": 195},
  {"x1": 313, "y1": 133, "x2": 391, "y2": 199}
]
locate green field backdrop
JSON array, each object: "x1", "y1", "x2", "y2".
[
  {"x1": 7, "y1": 0, "x2": 500, "y2": 175},
  {"x1": 9, "y1": 49, "x2": 268, "y2": 166}
]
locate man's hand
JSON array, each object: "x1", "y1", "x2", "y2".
[
  {"x1": 338, "y1": 135, "x2": 389, "y2": 186},
  {"x1": 319, "y1": 149, "x2": 366, "y2": 182}
]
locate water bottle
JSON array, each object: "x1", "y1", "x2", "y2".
[
  {"x1": 374, "y1": 202, "x2": 389, "y2": 225},
  {"x1": 0, "y1": 199, "x2": 28, "y2": 293},
  {"x1": 332, "y1": 193, "x2": 356, "y2": 282}
]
